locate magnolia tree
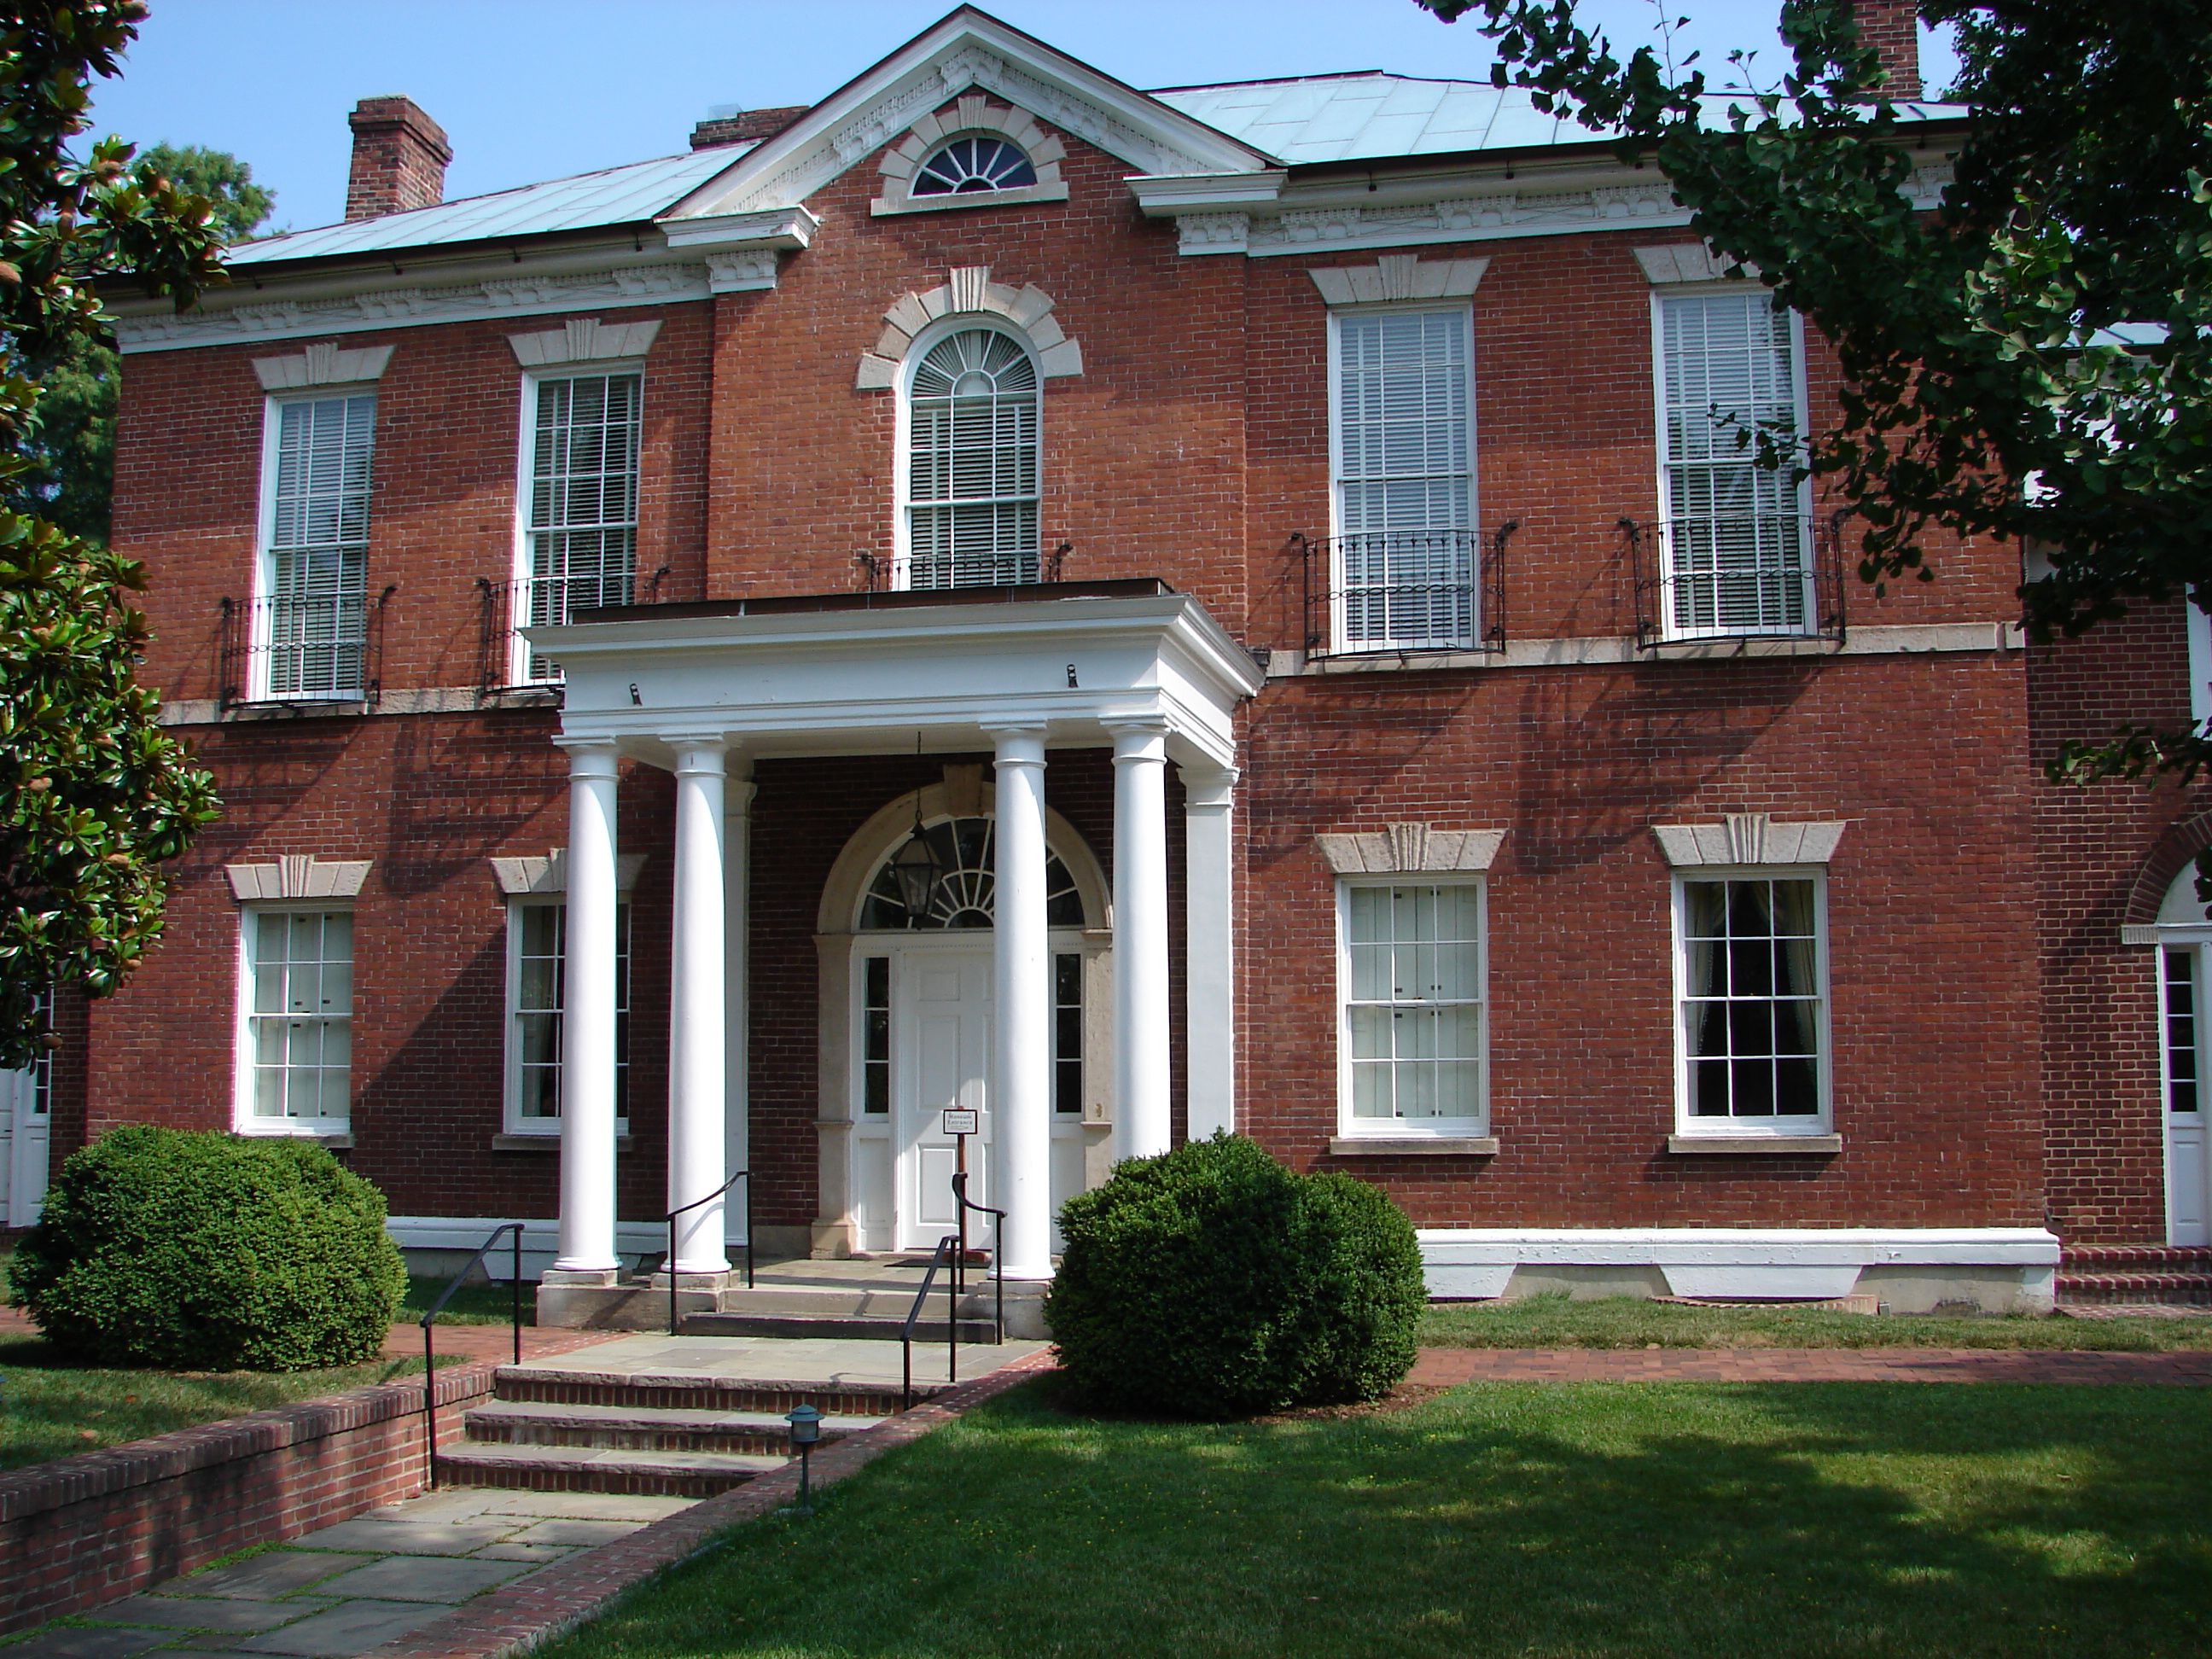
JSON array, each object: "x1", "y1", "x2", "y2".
[
  {"x1": 0, "y1": 2, "x2": 229, "y2": 1068},
  {"x1": 1421, "y1": 1, "x2": 2212, "y2": 837}
]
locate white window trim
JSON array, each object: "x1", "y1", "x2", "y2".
[
  {"x1": 1669, "y1": 865, "x2": 1834, "y2": 1138},
  {"x1": 508, "y1": 358, "x2": 648, "y2": 686},
  {"x1": 1334, "y1": 876, "x2": 1490, "y2": 1139},
  {"x1": 1324, "y1": 300, "x2": 1481, "y2": 655},
  {"x1": 871, "y1": 96, "x2": 1069, "y2": 217},
  {"x1": 253, "y1": 387, "x2": 377, "y2": 703},
  {"x1": 2186, "y1": 590, "x2": 2212, "y2": 734},
  {"x1": 231, "y1": 902, "x2": 355, "y2": 1139},
  {"x1": 891, "y1": 315, "x2": 1044, "y2": 593},
  {"x1": 500, "y1": 896, "x2": 632, "y2": 1137},
  {"x1": 1648, "y1": 283, "x2": 1817, "y2": 643}
]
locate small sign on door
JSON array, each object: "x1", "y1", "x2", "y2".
[{"x1": 942, "y1": 1108, "x2": 979, "y2": 1136}]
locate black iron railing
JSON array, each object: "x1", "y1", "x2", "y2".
[
  {"x1": 475, "y1": 567, "x2": 670, "y2": 692},
  {"x1": 1625, "y1": 511, "x2": 1848, "y2": 649},
  {"x1": 854, "y1": 541, "x2": 1071, "y2": 592},
  {"x1": 1295, "y1": 527, "x2": 1511, "y2": 659},
  {"x1": 951, "y1": 1171, "x2": 1005, "y2": 1347},
  {"x1": 218, "y1": 586, "x2": 394, "y2": 709},
  {"x1": 417, "y1": 1222, "x2": 524, "y2": 1489},
  {"x1": 900, "y1": 1233, "x2": 963, "y2": 1411},
  {"x1": 664, "y1": 1168, "x2": 754, "y2": 1335}
]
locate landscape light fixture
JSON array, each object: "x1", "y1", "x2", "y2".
[{"x1": 785, "y1": 1402, "x2": 823, "y2": 1516}]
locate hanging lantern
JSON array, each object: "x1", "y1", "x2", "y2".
[{"x1": 889, "y1": 812, "x2": 943, "y2": 923}]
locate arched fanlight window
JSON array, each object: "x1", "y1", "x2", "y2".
[
  {"x1": 860, "y1": 817, "x2": 1083, "y2": 930},
  {"x1": 906, "y1": 329, "x2": 1039, "y2": 589},
  {"x1": 912, "y1": 136, "x2": 1039, "y2": 196}
]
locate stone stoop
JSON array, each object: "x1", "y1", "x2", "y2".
[
  {"x1": 2056, "y1": 1243, "x2": 2212, "y2": 1307},
  {"x1": 433, "y1": 1364, "x2": 905, "y2": 1498},
  {"x1": 679, "y1": 1284, "x2": 999, "y2": 1343}
]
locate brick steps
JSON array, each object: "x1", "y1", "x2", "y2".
[
  {"x1": 2056, "y1": 1244, "x2": 2212, "y2": 1307},
  {"x1": 490, "y1": 1365, "x2": 933, "y2": 1417},
  {"x1": 432, "y1": 1441, "x2": 786, "y2": 1499},
  {"x1": 461, "y1": 1399, "x2": 882, "y2": 1455}
]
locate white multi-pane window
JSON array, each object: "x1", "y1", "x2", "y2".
[
  {"x1": 505, "y1": 901, "x2": 631, "y2": 1132},
  {"x1": 259, "y1": 393, "x2": 375, "y2": 699},
  {"x1": 519, "y1": 371, "x2": 642, "y2": 679},
  {"x1": 905, "y1": 328, "x2": 1039, "y2": 589},
  {"x1": 237, "y1": 911, "x2": 353, "y2": 1132},
  {"x1": 1674, "y1": 875, "x2": 1829, "y2": 1131},
  {"x1": 1339, "y1": 882, "x2": 1487, "y2": 1132},
  {"x1": 1656, "y1": 289, "x2": 1813, "y2": 637},
  {"x1": 1330, "y1": 308, "x2": 1476, "y2": 651}
]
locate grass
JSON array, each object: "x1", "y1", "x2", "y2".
[
  {"x1": 542, "y1": 1375, "x2": 2212, "y2": 1659},
  {"x1": 1421, "y1": 1295, "x2": 2212, "y2": 1352},
  {"x1": 401, "y1": 1270, "x2": 537, "y2": 1327}
]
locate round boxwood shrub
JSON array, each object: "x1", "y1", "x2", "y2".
[
  {"x1": 9, "y1": 1126, "x2": 407, "y2": 1371},
  {"x1": 1045, "y1": 1133, "x2": 1425, "y2": 1418}
]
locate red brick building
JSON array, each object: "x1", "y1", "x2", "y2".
[{"x1": 22, "y1": 5, "x2": 2197, "y2": 1313}]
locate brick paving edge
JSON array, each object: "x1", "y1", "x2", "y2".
[{"x1": 359, "y1": 1348, "x2": 1060, "y2": 1659}]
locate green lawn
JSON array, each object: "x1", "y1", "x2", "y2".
[
  {"x1": 1421, "y1": 1295, "x2": 2212, "y2": 1352},
  {"x1": 544, "y1": 1376, "x2": 2212, "y2": 1659},
  {"x1": 402, "y1": 1270, "x2": 537, "y2": 1326}
]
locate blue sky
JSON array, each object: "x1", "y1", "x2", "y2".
[{"x1": 87, "y1": 2, "x2": 1958, "y2": 236}]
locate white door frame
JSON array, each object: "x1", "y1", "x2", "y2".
[
  {"x1": 0, "y1": 1055, "x2": 50, "y2": 1228},
  {"x1": 2157, "y1": 934, "x2": 2212, "y2": 1246}
]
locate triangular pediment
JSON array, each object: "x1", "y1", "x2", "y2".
[{"x1": 662, "y1": 5, "x2": 1273, "y2": 223}]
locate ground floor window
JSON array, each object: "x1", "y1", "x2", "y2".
[
  {"x1": 1675, "y1": 874, "x2": 1828, "y2": 1130},
  {"x1": 1339, "y1": 880, "x2": 1487, "y2": 1133},
  {"x1": 506, "y1": 900, "x2": 631, "y2": 1132},
  {"x1": 238, "y1": 909, "x2": 353, "y2": 1132}
]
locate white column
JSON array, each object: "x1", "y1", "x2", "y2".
[
  {"x1": 989, "y1": 725, "x2": 1053, "y2": 1281},
  {"x1": 724, "y1": 769, "x2": 755, "y2": 1254},
  {"x1": 667, "y1": 738, "x2": 729, "y2": 1274},
  {"x1": 555, "y1": 741, "x2": 621, "y2": 1273},
  {"x1": 1185, "y1": 766, "x2": 1237, "y2": 1139},
  {"x1": 1109, "y1": 720, "x2": 1172, "y2": 1161}
]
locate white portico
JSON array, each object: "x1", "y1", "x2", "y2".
[{"x1": 528, "y1": 581, "x2": 1260, "y2": 1297}]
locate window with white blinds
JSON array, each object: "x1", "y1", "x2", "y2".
[
  {"x1": 240, "y1": 910, "x2": 352, "y2": 1131},
  {"x1": 1330, "y1": 309, "x2": 1476, "y2": 651},
  {"x1": 262, "y1": 393, "x2": 375, "y2": 698},
  {"x1": 1656, "y1": 291, "x2": 1812, "y2": 637},
  {"x1": 505, "y1": 899, "x2": 631, "y2": 1132},
  {"x1": 905, "y1": 329, "x2": 1039, "y2": 589},
  {"x1": 522, "y1": 372, "x2": 642, "y2": 678},
  {"x1": 1341, "y1": 882, "x2": 1487, "y2": 1132}
]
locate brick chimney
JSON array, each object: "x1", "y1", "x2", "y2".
[
  {"x1": 346, "y1": 96, "x2": 451, "y2": 221},
  {"x1": 1852, "y1": 0, "x2": 1923, "y2": 100},
  {"x1": 689, "y1": 106, "x2": 810, "y2": 150}
]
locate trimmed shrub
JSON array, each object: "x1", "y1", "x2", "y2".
[
  {"x1": 9, "y1": 1126, "x2": 407, "y2": 1371},
  {"x1": 1045, "y1": 1133, "x2": 1426, "y2": 1418}
]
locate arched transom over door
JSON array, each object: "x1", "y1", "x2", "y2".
[{"x1": 821, "y1": 795, "x2": 1109, "y2": 1258}]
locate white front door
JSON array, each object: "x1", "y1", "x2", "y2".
[
  {"x1": 2162, "y1": 944, "x2": 2211, "y2": 1245},
  {"x1": 0, "y1": 1056, "x2": 49, "y2": 1228},
  {"x1": 894, "y1": 945, "x2": 992, "y2": 1253}
]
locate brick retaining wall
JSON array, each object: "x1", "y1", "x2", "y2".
[{"x1": 0, "y1": 1361, "x2": 493, "y2": 1636}]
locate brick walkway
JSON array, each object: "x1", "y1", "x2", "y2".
[{"x1": 1408, "y1": 1346, "x2": 2212, "y2": 1386}]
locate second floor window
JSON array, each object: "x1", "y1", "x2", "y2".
[
  {"x1": 1330, "y1": 308, "x2": 1477, "y2": 651},
  {"x1": 1656, "y1": 289, "x2": 1812, "y2": 637},
  {"x1": 261, "y1": 393, "x2": 375, "y2": 699},
  {"x1": 522, "y1": 371, "x2": 642, "y2": 678},
  {"x1": 906, "y1": 329, "x2": 1039, "y2": 589}
]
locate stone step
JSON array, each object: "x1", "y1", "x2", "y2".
[
  {"x1": 678, "y1": 1311, "x2": 1000, "y2": 1343},
  {"x1": 434, "y1": 1441, "x2": 787, "y2": 1499},
  {"x1": 711, "y1": 1286, "x2": 975, "y2": 1319},
  {"x1": 2054, "y1": 1271, "x2": 2212, "y2": 1307},
  {"x1": 463, "y1": 1399, "x2": 882, "y2": 1455},
  {"x1": 494, "y1": 1364, "x2": 940, "y2": 1417}
]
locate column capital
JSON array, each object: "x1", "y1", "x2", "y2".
[
  {"x1": 725, "y1": 777, "x2": 759, "y2": 818},
  {"x1": 667, "y1": 736, "x2": 729, "y2": 774},
  {"x1": 986, "y1": 724, "x2": 1048, "y2": 766},
  {"x1": 1184, "y1": 766, "x2": 1239, "y2": 811},
  {"x1": 554, "y1": 738, "x2": 621, "y2": 778},
  {"x1": 1108, "y1": 718, "x2": 1169, "y2": 764}
]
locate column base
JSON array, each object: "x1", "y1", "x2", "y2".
[
  {"x1": 537, "y1": 1267, "x2": 666, "y2": 1330},
  {"x1": 990, "y1": 1276, "x2": 1056, "y2": 1341}
]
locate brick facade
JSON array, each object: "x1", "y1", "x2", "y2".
[{"x1": 49, "y1": 12, "x2": 2170, "y2": 1266}]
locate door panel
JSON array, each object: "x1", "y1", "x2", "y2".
[{"x1": 895, "y1": 947, "x2": 992, "y2": 1251}]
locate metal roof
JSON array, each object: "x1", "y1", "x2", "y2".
[
  {"x1": 226, "y1": 146, "x2": 748, "y2": 266},
  {"x1": 1153, "y1": 73, "x2": 1965, "y2": 165}
]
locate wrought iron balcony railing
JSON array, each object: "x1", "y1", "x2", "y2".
[
  {"x1": 219, "y1": 588, "x2": 392, "y2": 710},
  {"x1": 476, "y1": 567, "x2": 668, "y2": 692},
  {"x1": 854, "y1": 541, "x2": 1072, "y2": 592},
  {"x1": 1624, "y1": 511, "x2": 1848, "y2": 650},
  {"x1": 1295, "y1": 526, "x2": 1511, "y2": 659}
]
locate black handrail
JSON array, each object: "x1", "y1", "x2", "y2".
[
  {"x1": 950, "y1": 1171, "x2": 1006, "y2": 1346},
  {"x1": 900, "y1": 1234, "x2": 961, "y2": 1411},
  {"x1": 417, "y1": 1222, "x2": 525, "y2": 1490},
  {"x1": 665, "y1": 1168, "x2": 754, "y2": 1335}
]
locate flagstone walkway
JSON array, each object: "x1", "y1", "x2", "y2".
[{"x1": 8, "y1": 1486, "x2": 692, "y2": 1659}]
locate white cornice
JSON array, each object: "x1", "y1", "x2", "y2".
[
  {"x1": 656, "y1": 206, "x2": 819, "y2": 253},
  {"x1": 664, "y1": 12, "x2": 1272, "y2": 222}
]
